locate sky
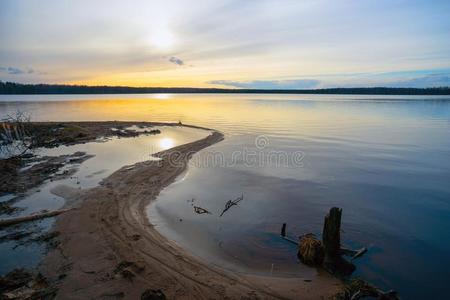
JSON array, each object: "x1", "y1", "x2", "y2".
[{"x1": 0, "y1": 0, "x2": 449, "y2": 88}]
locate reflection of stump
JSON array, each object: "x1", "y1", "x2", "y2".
[
  {"x1": 322, "y1": 207, "x2": 342, "y2": 259},
  {"x1": 297, "y1": 234, "x2": 324, "y2": 266}
]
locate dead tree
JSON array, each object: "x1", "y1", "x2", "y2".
[
  {"x1": 322, "y1": 207, "x2": 355, "y2": 275},
  {"x1": 322, "y1": 207, "x2": 342, "y2": 259}
]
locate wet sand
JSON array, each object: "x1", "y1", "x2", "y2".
[{"x1": 40, "y1": 128, "x2": 340, "y2": 299}]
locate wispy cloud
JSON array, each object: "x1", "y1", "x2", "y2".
[
  {"x1": 208, "y1": 79, "x2": 320, "y2": 89},
  {"x1": 320, "y1": 71, "x2": 450, "y2": 88},
  {"x1": 6, "y1": 67, "x2": 24, "y2": 74},
  {"x1": 388, "y1": 74, "x2": 450, "y2": 88},
  {"x1": 0, "y1": 66, "x2": 35, "y2": 75},
  {"x1": 169, "y1": 56, "x2": 184, "y2": 66}
]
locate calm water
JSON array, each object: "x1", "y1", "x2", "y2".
[{"x1": 1, "y1": 94, "x2": 449, "y2": 299}]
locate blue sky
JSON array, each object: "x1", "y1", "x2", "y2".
[{"x1": 0, "y1": 0, "x2": 449, "y2": 88}]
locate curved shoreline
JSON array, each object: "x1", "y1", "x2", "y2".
[{"x1": 41, "y1": 128, "x2": 340, "y2": 299}]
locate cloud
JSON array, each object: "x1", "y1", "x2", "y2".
[
  {"x1": 389, "y1": 74, "x2": 450, "y2": 88},
  {"x1": 169, "y1": 56, "x2": 184, "y2": 66},
  {"x1": 7, "y1": 67, "x2": 25, "y2": 74},
  {"x1": 208, "y1": 79, "x2": 320, "y2": 89},
  {"x1": 0, "y1": 66, "x2": 36, "y2": 75}
]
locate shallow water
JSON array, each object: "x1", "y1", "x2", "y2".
[
  {"x1": 0, "y1": 125, "x2": 210, "y2": 274},
  {"x1": 0, "y1": 94, "x2": 449, "y2": 299}
]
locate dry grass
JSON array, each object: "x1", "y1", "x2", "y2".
[{"x1": 297, "y1": 233, "x2": 325, "y2": 266}]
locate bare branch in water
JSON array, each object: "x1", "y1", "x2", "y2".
[
  {"x1": 219, "y1": 194, "x2": 244, "y2": 217},
  {"x1": 193, "y1": 206, "x2": 211, "y2": 215}
]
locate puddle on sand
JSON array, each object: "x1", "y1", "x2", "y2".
[{"x1": 0, "y1": 126, "x2": 211, "y2": 274}]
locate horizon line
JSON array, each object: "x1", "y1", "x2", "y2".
[{"x1": 1, "y1": 81, "x2": 450, "y2": 96}]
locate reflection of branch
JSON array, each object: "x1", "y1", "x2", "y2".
[
  {"x1": 220, "y1": 194, "x2": 244, "y2": 217},
  {"x1": 193, "y1": 206, "x2": 211, "y2": 214}
]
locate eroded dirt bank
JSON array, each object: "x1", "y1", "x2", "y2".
[{"x1": 40, "y1": 130, "x2": 340, "y2": 299}]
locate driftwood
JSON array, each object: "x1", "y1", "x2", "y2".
[
  {"x1": 0, "y1": 208, "x2": 72, "y2": 228},
  {"x1": 333, "y1": 278, "x2": 399, "y2": 300},
  {"x1": 219, "y1": 194, "x2": 243, "y2": 217},
  {"x1": 340, "y1": 247, "x2": 368, "y2": 261},
  {"x1": 280, "y1": 223, "x2": 300, "y2": 245},
  {"x1": 193, "y1": 206, "x2": 211, "y2": 215}
]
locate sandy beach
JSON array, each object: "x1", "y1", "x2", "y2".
[{"x1": 34, "y1": 126, "x2": 341, "y2": 299}]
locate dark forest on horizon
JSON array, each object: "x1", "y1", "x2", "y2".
[{"x1": 1, "y1": 81, "x2": 449, "y2": 95}]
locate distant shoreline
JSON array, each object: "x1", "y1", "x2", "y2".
[{"x1": 1, "y1": 81, "x2": 449, "y2": 95}]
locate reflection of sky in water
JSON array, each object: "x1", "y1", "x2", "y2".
[
  {"x1": 0, "y1": 126, "x2": 210, "y2": 274},
  {"x1": 1, "y1": 94, "x2": 450, "y2": 299}
]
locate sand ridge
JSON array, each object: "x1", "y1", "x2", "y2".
[{"x1": 41, "y1": 129, "x2": 340, "y2": 299}]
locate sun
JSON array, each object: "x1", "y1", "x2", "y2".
[
  {"x1": 149, "y1": 28, "x2": 175, "y2": 50},
  {"x1": 159, "y1": 137, "x2": 174, "y2": 150}
]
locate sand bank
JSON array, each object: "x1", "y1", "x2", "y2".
[{"x1": 40, "y1": 127, "x2": 340, "y2": 299}]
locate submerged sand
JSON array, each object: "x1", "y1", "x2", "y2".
[{"x1": 40, "y1": 128, "x2": 340, "y2": 299}]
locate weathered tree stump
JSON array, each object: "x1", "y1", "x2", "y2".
[
  {"x1": 322, "y1": 207, "x2": 342, "y2": 258},
  {"x1": 322, "y1": 207, "x2": 355, "y2": 275},
  {"x1": 281, "y1": 207, "x2": 365, "y2": 275}
]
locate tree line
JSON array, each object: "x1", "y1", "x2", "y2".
[{"x1": 1, "y1": 81, "x2": 449, "y2": 95}]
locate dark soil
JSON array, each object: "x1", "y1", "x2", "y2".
[{"x1": 0, "y1": 121, "x2": 162, "y2": 196}]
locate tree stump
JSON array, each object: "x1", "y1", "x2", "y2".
[
  {"x1": 322, "y1": 207, "x2": 355, "y2": 275},
  {"x1": 322, "y1": 207, "x2": 342, "y2": 259}
]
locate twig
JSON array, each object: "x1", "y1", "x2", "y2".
[{"x1": 219, "y1": 194, "x2": 243, "y2": 217}]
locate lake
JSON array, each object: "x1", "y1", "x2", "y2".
[{"x1": 1, "y1": 94, "x2": 449, "y2": 299}]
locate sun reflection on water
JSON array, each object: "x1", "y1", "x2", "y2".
[{"x1": 159, "y1": 137, "x2": 175, "y2": 150}]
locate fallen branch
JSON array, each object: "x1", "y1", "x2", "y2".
[
  {"x1": 280, "y1": 223, "x2": 299, "y2": 245},
  {"x1": 0, "y1": 208, "x2": 73, "y2": 228},
  {"x1": 340, "y1": 247, "x2": 368, "y2": 261},
  {"x1": 219, "y1": 194, "x2": 243, "y2": 217},
  {"x1": 193, "y1": 206, "x2": 211, "y2": 215}
]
